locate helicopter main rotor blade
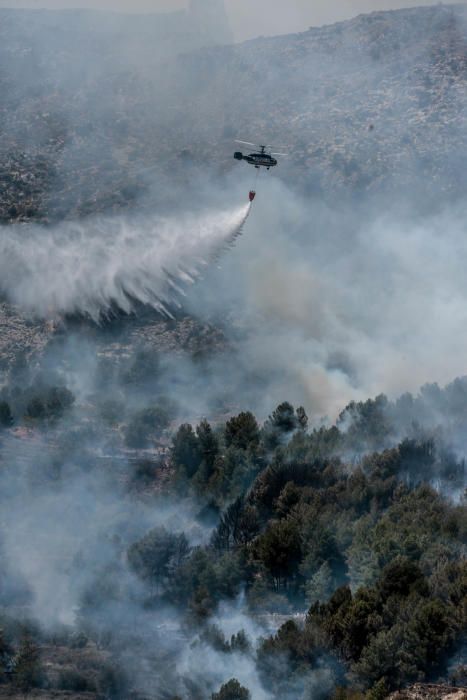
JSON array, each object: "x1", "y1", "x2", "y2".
[{"x1": 235, "y1": 140, "x2": 257, "y2": 147}]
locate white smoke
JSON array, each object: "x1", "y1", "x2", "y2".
[
  {"x1": 184, "y1": 179, "x2": 467, "y2": 419},
  {"x1": 0, "y1": 203, "x2": 250, "y2": 321}
]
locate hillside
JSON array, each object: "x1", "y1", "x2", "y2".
[
  {"x1": 388, "y1": 684, "x2": 467, "y2": 699},
  {"x1": 178, "y1": 3, "x2": 467, "y2": 197},
  {"x1": 0, "y1": 6, "x2": 466, "y2": 700},
  {"x1": 0, "y1": 375, "x2": 465, "y2": 698},
  {"x1": 2, "y1": 4, "x2": 467, "y2": 223},
  {"x1": 0, "y1": 0, "x2": 232, "y2": 223}
]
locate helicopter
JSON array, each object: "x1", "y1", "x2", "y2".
[{"x1": 234, "y1": 141, "x2": 287, "y2": 170}]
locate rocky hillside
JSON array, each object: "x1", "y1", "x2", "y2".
[
  {"x1": 388, "y1": 684, "x2": 467, "y2": 699},
  {"x1": 2, "y1": 3, "x2": 467, "y2": 384},
  {"x1": 0, "y1": 0, "x2": 231, "y2": 223},
  {"x1": 179, "y1": 3, "x2": 467, "y2": 198},
  {"x1": 0, "y1": 306, "x2": 228, "y2": 378},
  {"x1": 2, "y1": 4, "x2": 467, "y2": 223}
]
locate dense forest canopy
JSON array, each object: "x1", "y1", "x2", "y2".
[{"x1": 0, "y1": 341, "x2": 464, "y2": 698}]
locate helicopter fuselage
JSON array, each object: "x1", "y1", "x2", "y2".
[{"x1": 234, "y1": 151, "x2": 278, "y2": 169}]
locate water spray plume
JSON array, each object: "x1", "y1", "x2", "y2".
[{"x1": 0, "y1": 202, "x2": 251, "y2": 321}]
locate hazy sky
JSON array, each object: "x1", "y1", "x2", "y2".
[{"x1": 0, "y1": 0, "x2": 464, "y2": 40}]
